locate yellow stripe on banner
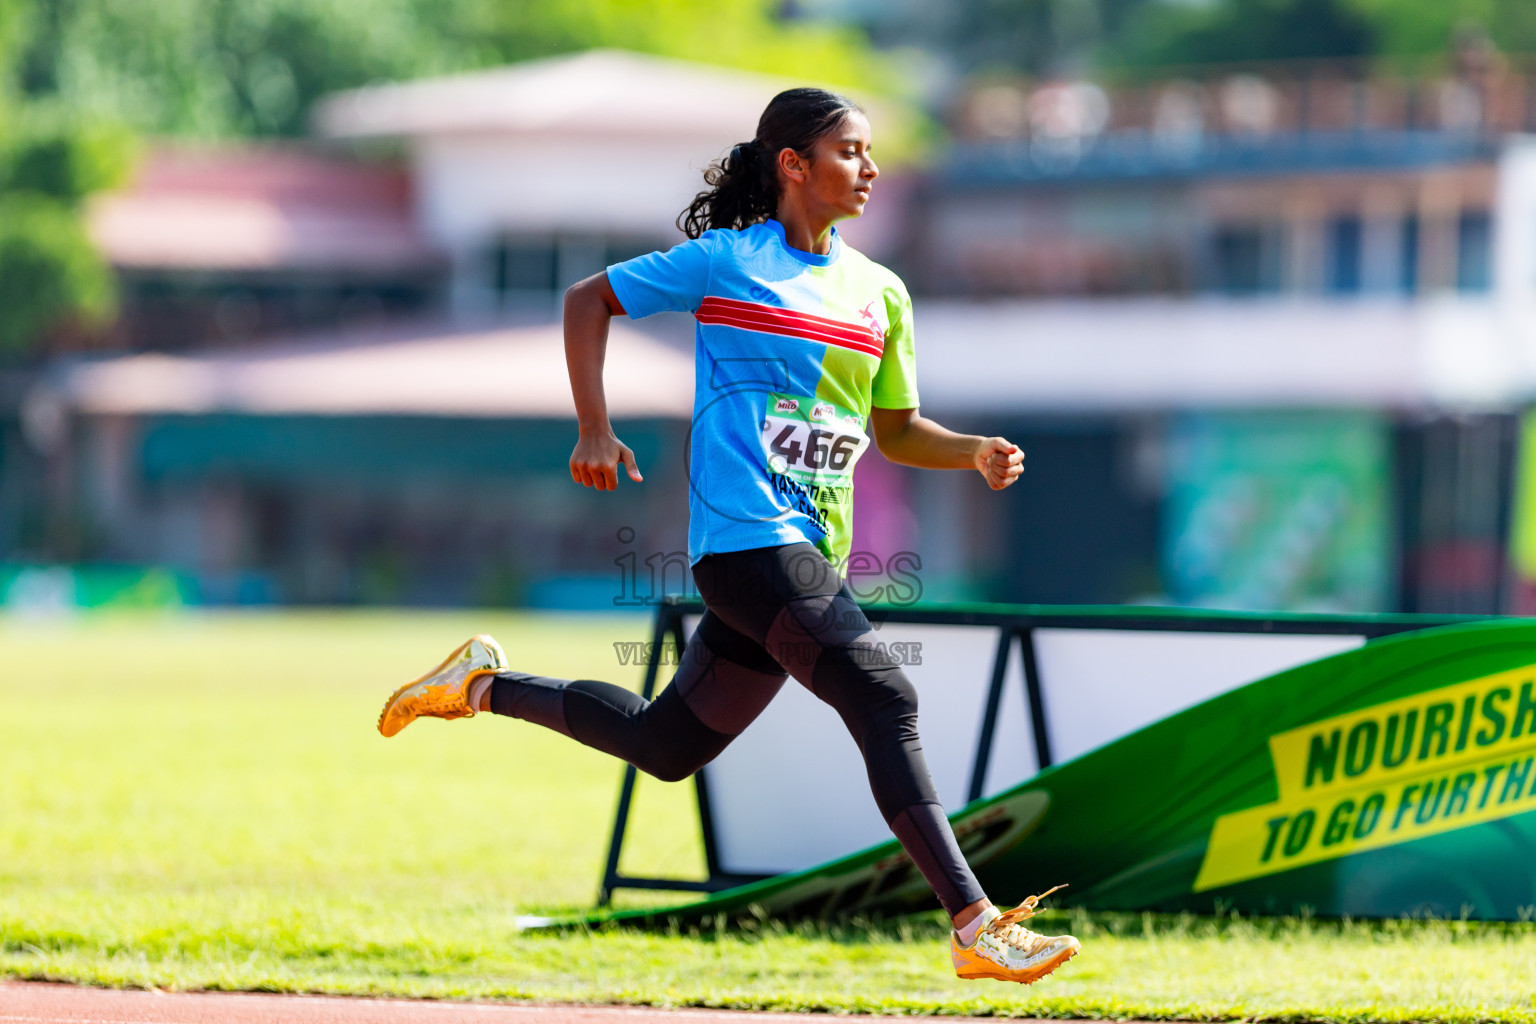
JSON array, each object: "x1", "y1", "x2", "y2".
[{"x1": 1194, "y1": 664, "x2": 1536, "y2": 892}]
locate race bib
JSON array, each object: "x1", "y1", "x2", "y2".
[{"x1": 760, "y1": 394, "x2": 869, "y2": 485}]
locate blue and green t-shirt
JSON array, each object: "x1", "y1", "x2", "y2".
[{"x1": 606, "y1": 219, "x2": 919, "y2": 568}]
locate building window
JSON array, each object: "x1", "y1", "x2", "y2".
[
  {"x1": 605, "y1": 238, "x2": 657, "y2": 268},
  {"x1": 493, "y1": 237, "x2": 559, "y2": 295},
  {"x1": 489, "y1": 233, "x2": 666, "y2": 306},
  {"x1": 1212, "y1": 225, "x2": 1279, "y2": 294},
  {"x1": 1457, "y1": 210, "x2": 1492, "y2": 292},
  {"x1": 1327, "y1": 216, "x2": 1362, "y2": 293},
  {"x1": 1400, "y1": 216, "x2": 1419, "y2": 294}
]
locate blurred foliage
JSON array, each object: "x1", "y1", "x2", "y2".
[
  {"x1": 913, "y1": 0, "x2": 1148, "y2": 77},
  {"x1": 1103, "y1": 0, "x2": 1536, "y2": 72},
  {"x1": 1348, "y1": 0, "x2": 1536, "y2": 62},
  {"x1": 441, "y1": 0, "x2": 887, "y2": 90},
  {"x1": 8, "y1": 0, "x2": 448, "y2": 136},
  {"x1": 1107, "y1": 0, "x2": 1375, "y2": 70},
  {"x1": 0, "y1": 193, "x2": 114, "y2": 356},
  {"x1": 0, "y1": 8, "x2": 134, "y2": 360},
  {"x1": 839, "y1": 0, "x2": 1536, "y2": 77},
  {"x1": 4, "y1": 0, "x2": 891, "y2": 139},
  {"x1": 1, "y1": 114, "x2": 133, "y2": 201}
]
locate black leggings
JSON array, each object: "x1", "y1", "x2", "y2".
[{"x1": 489, "y1": 542, "x2": 986, "y2": 916}]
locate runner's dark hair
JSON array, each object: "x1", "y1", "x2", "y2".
[{"x1": 678, "y1": 87, "x2": 863, "y2": 239}]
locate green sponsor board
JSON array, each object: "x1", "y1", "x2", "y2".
[
  {"x1": 0, "y1": 564, "x2": 190, "y2": 610},
  {"x1": 1164, "y1": 412, "x2": 1392, "y2": 612},
  {"x1": 546, "y1": 617, "x2": 1536, "y2": 928},
  {"x1": 1195, "y1": 665, "x2": 1536, "y2": 892},
  {"x1": 1509, "y1": 410, "x2": 1536, "y2": 613}
]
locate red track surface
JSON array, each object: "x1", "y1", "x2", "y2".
[{"x1": 2, "y1": 983, "x2": 1100, "y2": 1024}]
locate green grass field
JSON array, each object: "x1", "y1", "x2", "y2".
[{"x1": 2, "y1": 611, "x2": 1533, "y2": 1021}]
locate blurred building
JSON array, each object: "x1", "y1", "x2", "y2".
[
  {"x1": 893, "y1": 56, "x2": 1536, "y2": 614},
  {"x1": 920, "y1": 56, "x2": 1530, "y2": 299},
  {"x1": 87, "y1": 146, "x2": 444, "y2": 351},
  {"x1": 17, "y1": 320, "x2": 691, "y2": 607},
  {"x1": 13, "y1": 49, "x2": 1536, "y2": 614}
]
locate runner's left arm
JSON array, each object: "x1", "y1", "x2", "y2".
[
  {"x1": 869, "y1": 407, "x2": 1023, "y2": 491},
  {"x1": 866, "y1": 283, "x2": 1020, "y2": 491}
]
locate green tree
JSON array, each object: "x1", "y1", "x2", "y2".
[
  {"x1": 439, "y1": 0, "x2": 884, "y2": 85},
  {"x1": 1345, "y1": 0, "x2": 1536, "y2": 62},
  {"x1": 1105, "y1": 0, "x2": 1376, "y2": 71},
  {"x1": 0, "y1": 12, "x2": 132, "y2": 360},
  {"x1": 7, "y1": 0, "x2": 890, "y2": 139},
  {"x1": 1101, "y1": 0, "x2": 1536, "y2": 73},
  {"x1": 10, "y1": 0, "x2": 449, "y2": 136},
  {"x1": 872, "y1": 0, "x2": 1152, "y2": 77},
  {"x1": 0, "y1": 193, "x2": 113, "y2": 356}
]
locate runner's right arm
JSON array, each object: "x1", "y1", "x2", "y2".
[{"x1": 565, "y1": 272, "x2": 643, "y2": 491}]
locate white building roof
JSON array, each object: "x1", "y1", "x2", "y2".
[
  {"x1": 88, "y1": 147, "x2": 434, "y2": 272},
  {"x1": 43, "y1": 320, "x2": 694, "y2": 419},
  {"x1": 310, "y1": 49, "x2": 907, "y2": 258},
  {"x1": 314, "y1": 49, "x2": 799, "y2": 142}
]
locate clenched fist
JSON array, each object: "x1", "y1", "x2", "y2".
[{"x1": 972, "y1": 437, "x2": 1024, "y2": 490}]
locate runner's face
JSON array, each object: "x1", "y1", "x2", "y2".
[{"x1": 804, "y1": 112, "x2": 878, "y2": 221}]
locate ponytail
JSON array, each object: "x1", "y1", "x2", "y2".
[
  {"x1": 678, "y1": 87, "x2": 862, "y2": 239},
  {"x1": 678, "y1": 139, "x2": 775, "y2": 239}
]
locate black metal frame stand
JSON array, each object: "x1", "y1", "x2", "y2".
[{"x1": 597, "y1": 598, "x2": 1473, "y2": 906}]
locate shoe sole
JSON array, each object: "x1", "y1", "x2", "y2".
[
  {"x1": 956, "y1": 945, "x2": 1079, "y2": 984},
  {"x1": 377, "y1": 633, "x2": 507, "y2": 737}
]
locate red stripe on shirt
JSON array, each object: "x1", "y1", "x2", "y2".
[
  {"x1": 704, "y1": 296, "x2": 877, "y2": 338},
  {"x1": 695, "y1": 296, "x2": 884, "y2": 358}
]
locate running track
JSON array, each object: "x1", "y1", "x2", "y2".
[{"x1": 2, "y1": 984, "x2": 1114, "y2": 1024}]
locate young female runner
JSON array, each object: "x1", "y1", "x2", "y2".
[{"x1": 378, "y1": 87, "x2": 1079, "y2": 984}]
